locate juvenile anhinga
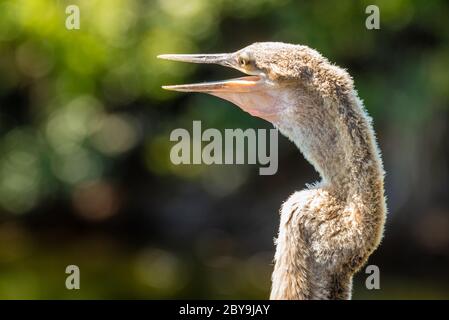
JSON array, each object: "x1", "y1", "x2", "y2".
[{"x1": 159, "y1": 42, "x2": 387, "y2": 300}]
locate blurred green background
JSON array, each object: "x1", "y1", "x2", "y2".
[{"x1": 0, "y1": 0, "x2": 449, "y2": 299}]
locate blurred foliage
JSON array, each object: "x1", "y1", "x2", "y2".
[{"x1": 0, "y1": 0, "x2": 449, "y2": 299}]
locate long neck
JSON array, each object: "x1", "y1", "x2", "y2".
[
  {"x1": 319, "y1": 91, "x2": 385, "y2": 222},
  {"x1": 271, "y1": 90, "x2": 385, "y2": 300},
  {"x1": 277, "y1": 90, "x2": 384, "y2": 198}
]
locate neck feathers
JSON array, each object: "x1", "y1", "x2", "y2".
[
  {"x1": 271, "y1": 84, "x2": 386, "y2": 300},
  {"x1": 275, "y1": 84, "x2": 385, "y2": 200}
]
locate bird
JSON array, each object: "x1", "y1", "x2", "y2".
[{"x1": 158, "y1": 42, "x2": 387, "y2": 300}]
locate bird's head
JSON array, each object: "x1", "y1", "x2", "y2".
[{"x1": 159, "y1": 42, "x2": 347, "y2": 123}]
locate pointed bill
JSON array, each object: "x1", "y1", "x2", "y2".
[
  {"x1": 157, "y1": 53, "x2": 233, "y2": 67},
  {"x1": 158, "y1": 52, "x2": 263, "y2": 93},
  {"x1": 161, "y1": 76, "x2": 262, "y2": 93},
  {"x1": 158, "y1": 50, "x2": 281, "y2": 122}
]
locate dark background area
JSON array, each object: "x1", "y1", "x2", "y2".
[{"x1": 0, "y1": 0, "x2": 448, "y2": 299}]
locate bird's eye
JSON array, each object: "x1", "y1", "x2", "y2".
[{"x1": 238, "y1": 52, "x2": 252, "y2": 68}]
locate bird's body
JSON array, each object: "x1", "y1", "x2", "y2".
[{"x1": 159, "y1": 42, "x2": 387, "y2": 300}]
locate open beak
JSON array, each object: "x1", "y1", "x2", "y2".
[
  {"x1": 158, "y1": 51, "x2": 283, "y2": 122},
  {"x1": 157, "y1": 53, "x2": 263, "y2": 93}
]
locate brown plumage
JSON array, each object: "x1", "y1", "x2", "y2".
[{"x1": 159, "y1": 42, "x2": 387, "y2": 300}]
